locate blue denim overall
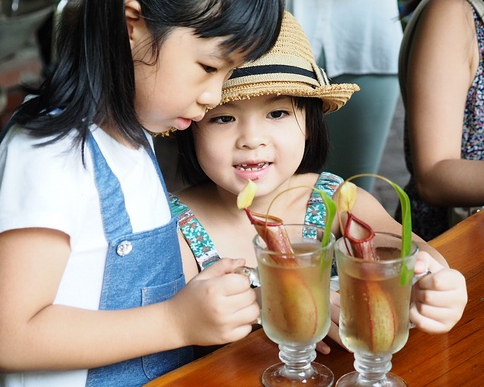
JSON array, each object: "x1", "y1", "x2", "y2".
[{"x1": 84, "y1": 134, "x2": 193, "y2": 387}]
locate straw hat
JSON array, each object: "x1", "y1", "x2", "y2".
[
  {"x1": 221, "y1": 11, "x2": 359, "y2": 113},
  {"x1": 152, "y1": 11, "x2": 359, "y2": 138}
]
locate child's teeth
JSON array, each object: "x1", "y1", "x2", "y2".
[{"x1": 238, "y1": 162, "x2": 267, "y2": 171}]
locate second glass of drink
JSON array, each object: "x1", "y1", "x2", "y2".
[
  {"x1": 253, "y1": 224, "x2": 335, "y2": 387},
  {"x1": 335, "y1": 232, "x2": 419, "y2": 387}
]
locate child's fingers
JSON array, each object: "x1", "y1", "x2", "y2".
[
  {"x1": 410, "y1": 269, "x2": 467, "y2": 334},
  {"x1": 409, "y1": 305, "x2": 453, "y2": 333},
  {"x1": 191, "y1": 258, "x2": 254, "y2": 294},
  {"x1": 316, "y1": 340, "x2": 331, "y2": 355},
  {"x1": 413, "y1": 270, "x2": 467, "y2": 321},
  {"x1": 415, "y1": 268, "x2": 465, "y2": 293},
  {"x1": 198, "y1": 258, "x2": 247, "y2": 278},
  {"x1": 410, "y1": 295, "x2": 465, "y2": 334},
  {"x1": 414, "y1": 251, "x2": 431, "y2": 274},
  {"x1": 411, "y1": 297, "x2": 457, "y2": 320},
  {"x1": 414, "y1": 250, "x2": 446, "y2": 275}
]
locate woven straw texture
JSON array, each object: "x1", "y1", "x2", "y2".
[{"x1": 221, "y1": 11, "x2": 359, "y2": 113}]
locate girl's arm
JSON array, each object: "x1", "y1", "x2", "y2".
[
  {"x1": 406, "y1": 0, "x2": 484, "y2": 207},
  {"x1": 0, "y1": 228, "x2": 258, "y2": 372}
]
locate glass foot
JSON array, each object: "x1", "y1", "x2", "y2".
[
  {"x1": 336, "y1": 371, "x2": 408, "y2": 387},
  {"x1": 262, "y1": 362, "x2": 334, "y2": 387}
]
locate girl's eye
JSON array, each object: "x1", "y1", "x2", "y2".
[
  {"x1": 209, "y1": 115, "x2": 234, "y2": 124},
  {"x1": 268, "y1": 110, "x2": 289, "y2": 119},
  {"x1": 202, "y1": 64, "x2": 217, "y2": 74}
]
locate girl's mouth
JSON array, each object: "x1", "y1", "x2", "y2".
[{"x1": 234, "y1": 162, "x2": 270, "y2": 171}]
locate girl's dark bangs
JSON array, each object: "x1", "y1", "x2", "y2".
[{"x1": 193, "y1": 1, "x2": 283, "y2": 61}]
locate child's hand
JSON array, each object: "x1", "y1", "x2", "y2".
[
  {"x1": 169, "y1": 258, "x2": 259, "y2": 347},
  {"x1": 410, "y1": 251, "x2": 467, "y2": 333},
  {"x1": 316, "y1": 291, "x2": 349, "y2": 355}
]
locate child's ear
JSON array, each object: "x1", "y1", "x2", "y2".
[{"x1": 125, "y1": 0, "x2": 146, "y2": 48}]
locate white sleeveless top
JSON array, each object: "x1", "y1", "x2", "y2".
[{"x1": 286, "y1": 0, "x2": 403, "y2": 77}]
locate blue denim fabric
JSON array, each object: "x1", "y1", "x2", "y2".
[{"x1": 85, "y1": 135, "x2": 193, "y2": 387}]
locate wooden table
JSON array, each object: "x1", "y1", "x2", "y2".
[{"x1": 145, "y1": 212, "x2": 484, "y2": 386}]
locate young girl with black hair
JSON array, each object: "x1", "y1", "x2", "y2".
[
  {"x1": 0, "y1": 1, "x2": 284, "y2": 386},
  {"x1": 171, "y1": 11, "x2": 467, "y2": 355}
]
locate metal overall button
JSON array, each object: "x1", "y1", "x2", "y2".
[{"x1": 116, "y1": 240, "x2": 133, "y2": 256}]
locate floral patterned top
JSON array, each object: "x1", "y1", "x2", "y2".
[
  {"x1": 170, "y1": 172, "x2": 343, "y2": 272},
  {"x1": 399, "y1": 6, "x2": 484, "y2": 241}
]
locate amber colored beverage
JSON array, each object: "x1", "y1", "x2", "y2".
[
  {"x1": 257, "y1": 242, "x2": 331, "y2": 346},
  {"x1": 335, "y1": 235, "x2": 418, "y2": 357},
  {"x1": 252, "y1": 224, "x2": 335, "y2": 387}
]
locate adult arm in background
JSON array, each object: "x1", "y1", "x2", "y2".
[{"x1": 406, "y1": 0, "x2": 484, "y2": 207}]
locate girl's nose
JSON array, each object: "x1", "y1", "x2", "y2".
[
  {"x1": 235, "y1": 123, "x2": 269, "y2": 149},
  {"x1": 198, "y1": 81, "x2": 223, "y2": 109},
  {"x1": 198, "y1": 91, "x2": 221, "y2": 109}
]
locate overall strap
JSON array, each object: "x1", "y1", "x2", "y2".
[
  {"x1": 170, "y1": 194, "x2": 221, "y2": 270},
  {"x1": 87, "y1": 134, "x2": 133, "y2": 238},
  {"x1": 304, "y1": 172, "x2": 342, "y2": 277},
  {"x1": 304, "y1": 172, "x2": 343, "y2": 228},
  {"x1": 87, "y1": 132, "x2": 169, "y2": 240}
]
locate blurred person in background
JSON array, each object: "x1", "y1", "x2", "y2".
[
  {"x1": 396, "y1": 0, "x2": 484, "y2": 240},
  {"x1": 286, "y1": 0, "x2": 403, "y2": 193}
]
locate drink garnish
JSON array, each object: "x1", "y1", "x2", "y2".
[
  {"x1": 335, "y1": 175, "x2": 413, "y2": 285},
  {"x1": 335, "y1": 174, "x2": 414, "y2": 353},
  {"x1": 237, "y1": 180, "x2": 334, "y2": 337},
  {"x1": 237, "y1": 180, "x2": 336, "y2": 249},
  {"x1": 237, "y1": 179, "x2": 258, "y2": 209},
  {"x1": 236, "y1": 176, "x2": 412, "y2": 352},
  {"x1": 237, "y1": 180, "x2": 295, "y2": 264}
]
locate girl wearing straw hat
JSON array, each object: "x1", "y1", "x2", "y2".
[{"x1": 171, "y1": 11, "x2": 467, "y2": 353}]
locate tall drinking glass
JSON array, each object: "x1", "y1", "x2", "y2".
[
  {"x1": 335, "y1": 232, "x2": 418, "y2": 387},
  {"x1": 253, "y1": 224, "x2": 335, "y2": 387}
]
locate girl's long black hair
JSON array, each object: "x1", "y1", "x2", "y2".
[
  {"x1": 400, "y1": 0, "x2": 422, "y2": 17},
  {"x1": 12, "y1": 0, "x2": 284, "y2": 149}
]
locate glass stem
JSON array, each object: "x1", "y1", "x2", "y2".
[
  {"x1": 353, "y1": 352, "x2": 393, "y2": 383},
  {"x1": 278, "y1": 343, "x2": 317, "y2": 380}
]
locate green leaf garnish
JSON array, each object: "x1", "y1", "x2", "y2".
[
  {"x1": 266, "y1": 186, "x2": 336, "y2": 249},
  {"x1": 343, "y1": 174, "x2": 413, "y2": 285},
  {"x1": 314, "y1": 189, "x2": 336, "y2": 248}
]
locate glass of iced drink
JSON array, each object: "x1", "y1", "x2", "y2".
[
  {"x1": 335, "y1": 233, "x2": 419, "y2": 387},
  {"x1": 252, "y1": 224, "x2": 335, "y2": 387}
]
